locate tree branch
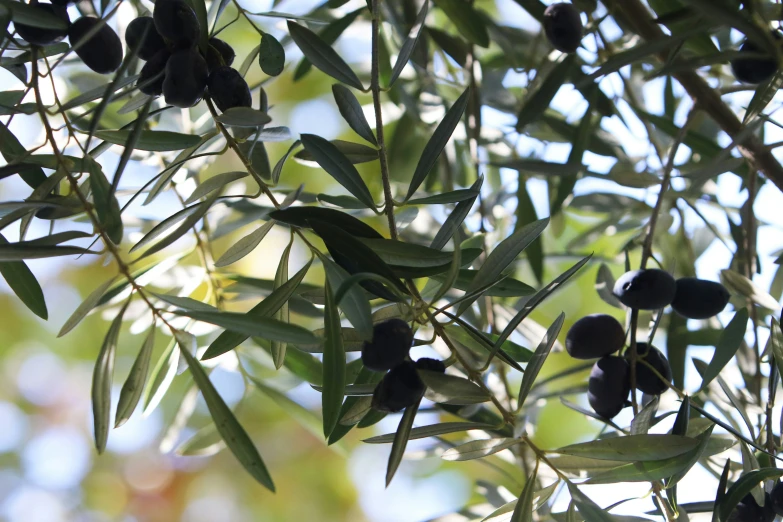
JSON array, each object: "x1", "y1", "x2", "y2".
[{"x1": 603, "y1": 0, "x2": 783, "y2": 193}]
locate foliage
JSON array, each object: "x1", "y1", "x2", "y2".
[{"x1": 2, "y1": 0, "x2": 783, "y2": 520}]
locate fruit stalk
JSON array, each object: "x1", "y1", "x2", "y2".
[{"x1": 370, "y1": 0, "x2": 397, "y2": 240}]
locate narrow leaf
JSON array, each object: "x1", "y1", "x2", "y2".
[
  {"x1": 322, "y1": 281, "x2": 346, "y2": 437},
  {"x1": 215, "y1": 221, "x2": 275, "y2": 267},
  {"x1": 176, "y1": 310, "x2": 319, "y2": 346},
  {"x1": 59, "y1": 276, "x2": 118, "y2": 337},
  {"x1": 332, "y1": 84, "x2": 377, "y2": 145},
  {"x1": 430, "y1": 176, "x2": 482, "y2": 250},
  {"x1": 259, "y1": 32, "x2": 285, "y2": 76},
  {"x1": 94, "y1": 130, "x2": 201, "y2": 151},
  {"x1": 386, "y1": 400, "x2": 420, "y2": 486},
  {"x1": 92, "y1": 301, "x2": 127, "y2": 452},
  {"x1": 363, "y1": 422, "x2": 495, "y2": 444},
  {"x1": 115, "y1": 326, "x2": 156, "y2": 428},
  {"x1": 0, "y1": 233, "x2": 47, "y2": 319},
  {"x1": 389, "y1": 0, "x2": 428, "y2": 86},
  {"x1": 442, "y1": 438, "x2": 520, "y2": 462},
  {"x1": 697, "y1": 308, "x2": 749, "y2": 392},
  {"x1": 287, "y1": 21, "x2": 363, "y2": 89},
  {"x1": 518, "y1": 313, "x2": 565, "y2": 407},
  {"x1": 554, "y1": 435, "x2": 700, "y2": 462}
]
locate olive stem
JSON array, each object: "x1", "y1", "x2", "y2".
[{"x1": 370, "y1": 0, "x2": 398, "y2": 239}]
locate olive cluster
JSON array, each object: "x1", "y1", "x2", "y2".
[
  {"x1": 566, "y1": 269, "x2": 730, "y2": 420},
  {"x1": 361, "y1": 319, "x2": 446, "y2": 412},
  {"x1": 543, "y1": 3, "x2": 583, "y2": 54},
  {"x1": 131, "y1": 0, "x2": 251, "y2": 109},
  {"x1": 726, "y1": 475, "x2": 783, "y2": 520},
  {"x1": 14, "y1": 1, "x2": 123, "y2": 74}
]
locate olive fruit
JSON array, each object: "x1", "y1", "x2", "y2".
[
  {"x1": 68, "y1": 17, "x2": 123, "y2": 74},
  {"x1": 361, "y1": 319, "x2": 413, "y2": 372},
  {"x1": 125, "y1": 16, "x2": 166, "y2": 61},
  {"x1": 730, "y1": 33, "x2": 779, "y2": 85},
  {"x1": 207, "y1": 66, "x2": 252, "y2": 112},
  {"x1": 632, "y1": 343, "x2": 671, "y2": 396},
  {"x1": 138, "y1": 49, "x2": 170, "y2": 95},
  {"x1": 543, "y1": 3, "x2": 583, "y2": 53},
  {"x1": 153, "y1": 0, "x2": 199, "y2": 49},
  {"x1": 728, "y1": 492, "x2": 775, "y2": 522},
  {"x1": 565, "y1": 314, "x2": 625, "y2": 359},
  {"x1": 771, "y1": 481, "x2": 783, "y2": 516},
  {"x1": 162, "y1": 48, "x2": 208, "y2": 107},
  {"x1": 588, "y1": 356, "x2": 630, "y2": 420},
  {"x1": 671, "y1": 277, "x2": 730, "y2": 319},
  {"x1": 416, "y1": 358, "x2": 446, "y2": 373},
  {"x1": 371, "y1": 361, "x2": 425, "y2": 413},
  {"x1": 208, "y1": 37, "x2": 235, "y2": 68},
  {"x1": 14, "y1": 3, "x2": 70, "y2": 46},
  {"x1": 613, "y1": 269, "x2": 677, "y2": 310}
]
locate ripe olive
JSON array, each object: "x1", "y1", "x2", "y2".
[
  {"x1": 671, "y1": 277, "x2": 730, "y2": 319},
  {"x1": 543, "y1": 3, "x2": 583, "y2": 53},
  {"x1": 730, "y1": 33, "x2": 779, "y2": 85},
  {"x1": 371, "y1": 361, "x2": 425, "y2": 413},
  {"x1": 138, "y1": 48, "x2": 170, "y2": 95},
  {"x1": 415, "y1": 358, "x2": 446, "y2": 373},
  {"x1": 613, "y1": 269, "x2": 677, "y2": 310},
  {"x1": 68, "y1": 17, "x2": 123, "y2": 74},
  {"x1": 14, "y1": 3, "x2": 70, "y2": 46},
  {"x1": 162, "y1": 48, "x2": 208, "y2": 107},
  {"x1": 207, "y1": 37, "x2": 235, "y2": 68},
  {"x1": 771, "y1": 481, "x2": 783, "y2": 516},
  {"x1": 361, "y1": 319, "x2": 413, "y2": 372},
  {"x1": 125, "y1": 16, "x2": 166, "y2": 61},
  {"x1": 588, "y1": 356, "x2": 630, "y2": 420},
  {"x1": 153, "y1": 0, "x2": 199, "y2": 49},
  {"x1": 728, "y1": 492, "x2": 775, "y2": 522},
  {"x1": 632, "y1": 343, "x2": 671, "y2": 396},
  {"x1": 565, "y1": 314, "x2": 625, "y2": 360},
  {"x1": 207, "y1": 66, "x2": 252, "y2": 112}
]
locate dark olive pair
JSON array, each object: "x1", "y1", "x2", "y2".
[
  {"x1": 587, "y1": 343, "x2": 671, "y2": 419},
  {"x1": 613, "y1": 269, "x2": 729, "y2": 319},
  {"x1": 360, "y1": 319, "x2": 446, "y2": 413},
  {"x1": 15, "y1": 3, "x2": 122, "y2": 74}
]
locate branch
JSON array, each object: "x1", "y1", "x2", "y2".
[{"x1": 603, "y1": 0, "x2": 783, "y2": 193}]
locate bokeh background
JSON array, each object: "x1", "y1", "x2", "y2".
[{"x1": 3, "y1": 0, "x2": 783, "y2": 520}]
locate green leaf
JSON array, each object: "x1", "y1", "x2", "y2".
[
  {"x1": 86, "y1": 159, "x2": 123, "y2": 245},
  {"x1": 630, "y1": 396, "x2": 658, "y2": 435},
  {"x1": 517, "y1": 313, "x2": 565, "y2": 407},
  {"x1": 175, "y1": 424, "x2": 223, "y2": 457},
  {"x1": 554, "y1": 435, "x2": 700, "y2": 462},
  {"x1": 175, "y1": 310, "x2": 320, "y2": 346},
  {"x1": 322, "y1": 281, "x2": 346, "y2": 438},
  {"x1": 269, "y1": 206, "x2": 381, "y2": 238},
  {"x1": 511, "y1": 465, "x2": 538, "y2": 522},
  {"x1": 363, "y1": 422, "x2": 495, "y2": 444},
  {"x1": 3, "y1": 0, "x2": 68, "y2": 29},
  {"x1": 358, "y1": 238, "x2": 472, "y2": 268},
  {"x1": 321, "y1": 256, "x2": 373, "y2": 341},
  {"x1": 272, "y1": 139, "x2": 301, "y2": 184},
  {"x1": 406, "y1": 189, "x2": 479, "y2": 205},
  {"x1": 202, "y1": 259, "x2": 314, "y2": 359},
  {"x1": 516, "y1": 55, "x2": 575, "y2": 133},
  {"x1": 457, "y1": 218, "x2": 548, "y2": 315},
  {"x1": 295, "y1": 139, "x2": 378, "y2": 165},
  {"x1": 743, "y1": 70, "x2": 783, "y2": 124},
  {"x1": 697, "y1": 308, "x2": 749, "y2": 392},
  {"x1": 433, "y1": 0, "x2": 489, "y2": 47},
  {"x1": 300, "y1": 134, "x2": 376, "y2": 208},
  {"x1": 442, "y1": 438, "x2": 520, "y2": 462},
  {"x1": 332, "y1": 84, "x2": 377, "y2": 146},
  {"x1": 271, "y1": 239, "x2": 292, "y2": 370},
  {"x1": 718, "y1": 468, "x2": 783, "y2": 521},
  {"x1": 142, "y1": 336, "x2": 178, "y2": 414},
  {"x1": 292, "y1": 8, "x2": 364, "y2": 80},
  {"x1": 92, "y1": 301, "x2": 127, "y2": 453},
  {"x1": 59, "y1": 276, "x2": 118, "y2": 337},
  {"x1": 431, "y1": 176, "x2": 482, "y2": 250},
  {"x1": 390, "y1": 0, "x2": 428, "y2": 85},
  {"x1": 214, "y1": 221, "x2": 275, "y2": 267},
  {"x1": 94, "y1": 130, "x2": 201, "y2": 151},
  {"x1": 595, "y1": 263, "x2": 623, "y2": 308},
  {"x1": 185, "y1": 171, "x2": 247, "y2": 205},
  {"x1": 178, "y1": 337, "x2": 275, "y2": 491},
  {"x1": 767, "y1": 319, "x2": 783, "y2": 381},
  {"x1": 215, "y1": 107, "x2": 272, "y2": 127},
  {"x1": 567, "y1": 482, "x2": 617, "y2": 522},
  {"x1": 434, "y1": 269, "x2": 536, "y2": 298},
  {"x1": 0, "y1": 243, "x2": 95, "y2": 261},
  {"x1": 287, "y1": 21, "x2": 363, "y2": 90},
  {"x1": 0, "y1": 233, "x2": 47, "y2": 319},
  {"x1": 494, "y1": 255, "x2": 591, "y2": 349},
  {"x1": 420, "y1": 370, "x2": 491, "y2": 405},
  {"x1": 720, "y1": 269, "x2": 780, "y2": 310},
  {"x1": 385, "y1": 400, "x2": 421, "y2": 486},
  {"x1": 406, "y1": 88, "x2": 470, "y2": 200},
  {"x1": 310, "y1": 219, "x2": 408, "y2": 297},
  {"x1": 114, "y1": 326, "x2": 156, "y2": 428},
  {"x1": 259, "y1": 32, "x2": 285, "y2": 76}
]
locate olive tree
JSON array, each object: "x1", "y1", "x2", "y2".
[{"x1": 1, "y1": 0, "x2": 782, "y2": 520}]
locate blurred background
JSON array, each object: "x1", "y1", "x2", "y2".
[{"x1": 2, "y1": 0, "x2": 783, "y2": 520}]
